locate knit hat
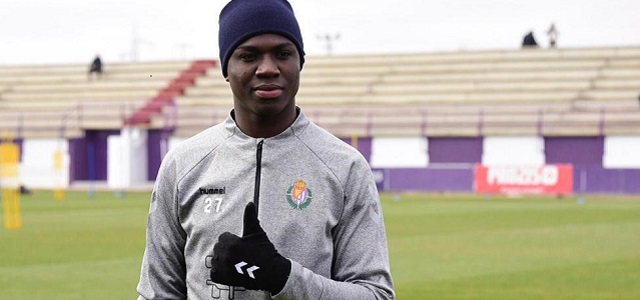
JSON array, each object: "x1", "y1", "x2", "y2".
[{"x1": 218, "y1": 0, "x2": 305, "y2": 77}]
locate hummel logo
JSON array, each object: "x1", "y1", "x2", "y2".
[
  {"x1": 199, "y1": 187, "x2": 226, "y2": 195},
  {"x1": 235, "y1": 261, "x2": 259, "y2": 279}
]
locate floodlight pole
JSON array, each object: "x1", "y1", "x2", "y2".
[
  {"x1": 131, "y1": 23, "x2": 155, "y2": 62},
  {"x1": 317, "y1": 33, "x2": 340, "y2": 56}
]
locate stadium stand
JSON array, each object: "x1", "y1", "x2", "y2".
[
  {"x1": 125, "y1": 60, "x2": 216, "y2": 125},
  {"x1": 1, "y1": 46, "x2": 639, "y2": 139},
  {"x1": 161, "y1": 46, "x2": 640, "y2": 138},
  {"x1": 1, "y1": 46, "x2": 639, "y2": 192},
  {"x1": 0, "y1": 61, "x2": 193, "y2": 138}
]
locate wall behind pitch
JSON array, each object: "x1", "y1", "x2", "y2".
[
  {"x1": 370, "y1": 137, "x2": 428, "y2": 168},
  {"x1": 545, "y1": 136, "x2": 604, "y2": 166},
  {"x1": 603, "y1": 136, "x2": 640, "y2": 168},
  {"x1": 107, "y1": 127, "x2": 148, "y2": 188},
  {"x1": 69, "y1": 130, "x2": 119, "y2": 181},
  {"x1": 429, "y1": 137, "x2": 482, "y2": 163},
  {"x1": 482, "y1": 136, "x2": 545, "y2": 165},
  {"x1": 147, "y1": 129, "x2": 170, "y2": 180},
  {"x1": 20, "y1": 138, "x2": 69, "y2": 189}
]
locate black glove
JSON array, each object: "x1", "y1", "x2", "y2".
[{"x1": 210, "y1": 202, "x2": 291, "y2": 295}]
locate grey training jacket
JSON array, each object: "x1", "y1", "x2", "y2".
[{"x1": 137, "y1": 109, "x2": 395, "y2": 300}]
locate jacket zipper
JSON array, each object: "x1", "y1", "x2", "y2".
[{"x1": 253, "y1": 140, "x2": 264, "y2": 212}]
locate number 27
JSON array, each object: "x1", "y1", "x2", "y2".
[{"x1": 204, "y1": 197, "x2": 223, "y2": 213}]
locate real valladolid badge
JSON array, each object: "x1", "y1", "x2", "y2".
[{"x1": 287, "y1": 180, "x2": 313, "y2": 209}]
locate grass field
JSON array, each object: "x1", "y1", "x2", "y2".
[{"x1": 1, "y1": 190, "x2": 639, "y2": 299}]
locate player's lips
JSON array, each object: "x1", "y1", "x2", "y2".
[{"x1": 254, "y1": 84, "x2": 283, "y2": 98}]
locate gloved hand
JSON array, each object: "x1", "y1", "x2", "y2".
[{"x1": 210, "y1": 202, "x2": 291, "y2": 295}]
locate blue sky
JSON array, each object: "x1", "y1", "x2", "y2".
[{"x1": 0, "y1": 0, "x2": 638, "y2": 65}]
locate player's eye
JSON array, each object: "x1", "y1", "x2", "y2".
[
  {"x1": 276, "y1": 50, "x2": 292, "y2": 59},
  {"x1": 238, "y1": 52, "x2": 257, "y2": 62}
]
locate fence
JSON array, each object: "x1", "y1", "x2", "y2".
[{"x1": 374, "y1": 164, "x2": 640, "y2": 195}]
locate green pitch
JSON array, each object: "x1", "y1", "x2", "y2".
[{"x1": 1, "y1": 191, "x2": 639, "y2": 299}]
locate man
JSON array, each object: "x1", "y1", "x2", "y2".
[
  {"x1": 136, "y1": 0, "x2": 395, "y2": 299},
  {"x1": 546, "y1": 23, "x2": 558, "y2": 48},
  {"x1": 522, "y1": 31, "x2": 539, "y2": 48},
  {"x1": 88, "y1": 54, "x2": 103, "y2": 80}
]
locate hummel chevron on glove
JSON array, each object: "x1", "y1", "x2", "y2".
[{"x1": 210, "y1": 202, "x2": 291, "y2": 295}]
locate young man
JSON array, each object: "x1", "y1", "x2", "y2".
[{"x1": 136, "y1": 0, "x2": 395, "y2": 299}]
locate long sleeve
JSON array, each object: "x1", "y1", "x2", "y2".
[
  {"x1": 273, "y1": 161, "x2": 395, "y2": 300},
  {"x1": 137, "y1": 156, "x2": 188, "y2": 300}
]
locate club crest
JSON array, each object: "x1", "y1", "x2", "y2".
[{"x1": 286, "y1": 180, "x2": 313, "y2": 209}]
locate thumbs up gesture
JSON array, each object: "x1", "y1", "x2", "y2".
[{"x1": 210, "y1": 202, "x2": 291, "y2": 294}]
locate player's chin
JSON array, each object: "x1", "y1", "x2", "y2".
[{"x1": 256, "y1": 101, "x2": 296, "y2": 118}]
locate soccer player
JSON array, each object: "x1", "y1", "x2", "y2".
[{"x1": 136, "y1": 0, "x2": 394, "y2": 299}]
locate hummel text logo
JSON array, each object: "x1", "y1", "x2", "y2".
[
  {"x1": 199, "y1": 187, "x2": 226, "y2": 195},
  {"x1": 235, "y1": 261, "x2": 259, "y2": 279}
]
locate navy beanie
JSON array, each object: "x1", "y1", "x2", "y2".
[{"x1": 218, "y1": 0, "x2": 305, "y2": 77}]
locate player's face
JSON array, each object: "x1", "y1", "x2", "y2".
[{"x1": 227, "y1": 33, "x2": 300, "y2": 133}]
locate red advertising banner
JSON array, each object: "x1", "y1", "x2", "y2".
[{"x1": 475, "y1": 164, "x2": 573, "y2": 195}]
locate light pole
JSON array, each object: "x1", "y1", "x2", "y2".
[
  {"x1": 130, "y1": 23, "x2": 155, "y2": 62},
  {"x1": 317, "y1": 33, "x2": 340, "y2": 56}
]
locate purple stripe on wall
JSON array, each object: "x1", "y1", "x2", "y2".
[
  {"x1": 378, "y1": 166, "x2": 640, "y2": 194},
  {"x1": 90, "y1": 130, "x2": 119, "y2": 181},
  {"x1": 573, "y1": 166, "x2": 640, "y2": 194},
  {"x1": 69, "y1": 138, "x2": 86, "y2": 182},
  {"x1": 12, "y1": 139, "x2": 24, "y2": 161},
  {"x1": 619, "y1": 169, "x2": 640, "y2": 194},
  {"x1": 386, "y1": 168, "x2": 474, "y2": 192},
  {"x1": 70, "y1": 130, "x2": 119, "y2": 181},
  {"x1": 545, "y1": 136, "x2": 604, "y2": 166},
  {"x1": 428, "y1": 137, "x2": 483, "y2": 163},
  {"x1": 147, "y1": 129, "x2": 165, "y2": 180}
]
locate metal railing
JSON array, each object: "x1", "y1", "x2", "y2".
[{"x1": 0, "y1": 100, "x2": 146, "y2": 139}]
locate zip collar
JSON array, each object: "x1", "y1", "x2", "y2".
[{"x1": 224, "y1": 107, "x2": 310, "y2": 142}]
